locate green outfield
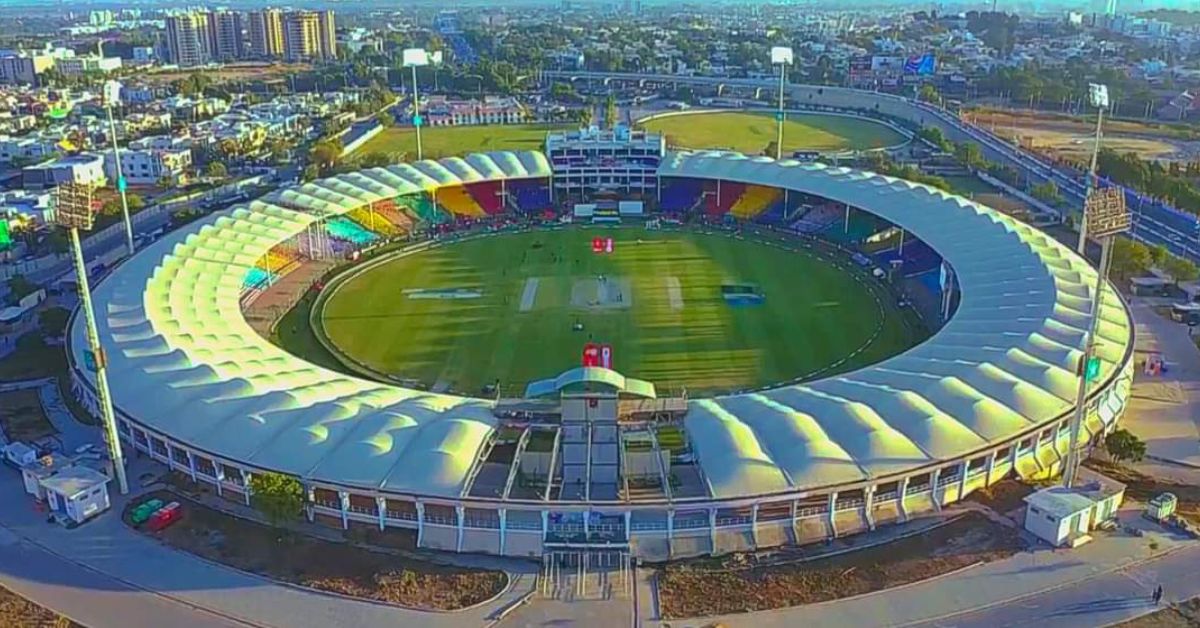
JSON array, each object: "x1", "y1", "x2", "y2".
[
  {"x1": 352, "y1": 124, "x2": 573, "y2": 161},
  {"x1": 317, "y1": 227, "x2": 921, "y2": 397},
  {"x1": 638, "y1": 111, "x2": 907, "y2": 154}
]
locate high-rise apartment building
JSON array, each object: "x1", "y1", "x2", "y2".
[
  {"x1": 316, "y1": 10, "x2": 337, "y2": 60},
  {"x1": 165, "y1": 12, "x2": 213, "y2": 67},
  {"x1": 210, "y1": 10, "x2": 245, "y2": 61},
  {"x1": 248, "y1": 9, "x2": 285, "y2": 58},
  {"x1": 283, "y1": 10, "x2": 336, "y2": 61},
  {"x1": 283, "y1": 11, "x2": 320, "y2": 61}
]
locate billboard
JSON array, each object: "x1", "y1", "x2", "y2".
[
  {"x1": 849, "y1": 56, "x2": 872, "y2": 75},
  {"x1": 903, "y1": 53, "x2": 937, "y2": 76},
  {"x1": 582, "y1": 343, "x2": 613, "y2": 369},
  {"x1": 0, "y1": 219, "x2": 9, "y2": 250},
  {"x1": 591, "y1": 237, "x2": 614, "y2": 254}
]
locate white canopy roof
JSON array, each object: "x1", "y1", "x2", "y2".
[{"x1": 71, "y1": 149, "x2": 1133, "y2": 503}]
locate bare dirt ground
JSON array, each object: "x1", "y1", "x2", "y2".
[
  {"x1": 1084, "y1": 459, "x2": 1200, "y2": 527},
  {"x1": 124, "y1": 489, "x2": 507, "y2": 611},
  {"x1": 0, "y1": 584, "x2": 80, "y2": 628},
  {"x1": 965, "y1": 478, "x2": 1038, "y2": 517},
  {"x1": 0, "y1": 389, "x2": 55, "y2": 443},
  {"x1": 967, "y1": 109, "x2": 1198, "y2": 162},
  {"x1": 139, "y1": 62, "x2": 313, "y2": 86},
  {"x1": 1118, "y1": 596, "x2": 1200, "y2": 627},
  {"x1": 656, "y1": 511, "x2": 1025, "y2": 618}
]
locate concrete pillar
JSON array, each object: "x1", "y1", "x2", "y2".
[
  {"x1": 708, "y1": 508, "x2": 717, "y2": 550},
  {"x1": 958, "y1": 459, "x2": 970, "y2": 499},
  {"x1": 499, "y1": 509, "x2": 507, "y2": 555},
  {"x1": 186, "y1": 450, "x2": 197, "y2": 483},
  {"x1": 305, "y1": 485, "x2": 315, "y2": 522},
  {"x1": 416, "y1": 502, "x2": 426, "y2": 547},
  {"x1": 930, "y1": 468, "x2": 942, "y2": 511},
  {"x1": 376, "y1": 496, "x2": 387, "y2": 531},
  {"x1": 541, "y1": 510, "x2": 549, "y2": 542},
  {"x1": 338, "y1": 491, "x2": 350, "y2": 530},
  {"x1": 986, "y1": 450, "x2": 998, "y2": 483},
  {"x1": 1033, "y1": 433, "x2": 1045, "y2": 472},
  {"x1": 582, "y1": 510, "x2": 589, "y2": 540},
  {"x1": 624, "y1": 510, "x2": 631, "y2": 542},
  {"x1": 456, "y1": 505, "x2": 465, "y2": 553},
  {"x1": 863, "y1": 486, "x2": 876, "y2": 531},
  {"x1": 750, "y1": 503, "x2": 760, "y2": 547},
  {"x1": 213, "y1": 464, "x2": 224, "y2": 498},
  {"x1": 241, "y1": 470, "x2": 252, "y2": 506},
  {"x1": 1010, "y1": 443, "x2": 1020, "y2": 469},
  {"x1": 898, "y1": 477, "x2": 910, "y2": 521},
  {"x1": 666, "y1": 509, "x2": 674, "y2": 541},
  {"x1": 827, "y1": 492, "x2": 838, "y2": 539}
]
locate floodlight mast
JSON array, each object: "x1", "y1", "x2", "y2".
[
  {"x1": 771, "y1": 47, "x2": 793, "y2": 161},
  {"x1": 103, "y1": 80, "x2": 135, "y2": 257},
  {"x1": 1076, "y1": 83, "x2": 1110, "y2": 254},
  {"x1": 54, "y1": 183, "x2": 129, "y2": 495},
  {"x1": 1063, "y1": 186, "x2": 1128, "y2": 489},
  {"x1": 403, "y1": 48, "x2": 440, "y2": 161}
]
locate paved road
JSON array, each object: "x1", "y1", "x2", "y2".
[
  {"x1": 642, "y1": 510, "x2": 1197, "y2": 628},
  {"x1": 1123, "y1": 298, "x2": 1200, "y2": 470},
  {"x1": 0, "y1": 527, "x2": 248, "y2": 628},
  {"x1": 911, "y1": 544, "x2": 1200, "y2": 628},
  {"x1": 0, "y1": 459, "x2": 532, "y2": 628}
]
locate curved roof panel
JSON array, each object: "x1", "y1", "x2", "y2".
[{"x1": 72, "y1": 150, "x2": 1133, "y2": 502}]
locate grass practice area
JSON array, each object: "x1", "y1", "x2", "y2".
[
  {"x1": 318, "y1": 227, "x2": 919, "y2": 396},
  {"x1": 352, "y1": 124, "x2": 572, "y2": 161},
  {"x1": 638, "y1": 111, "x2": 908, "y2": 154}
]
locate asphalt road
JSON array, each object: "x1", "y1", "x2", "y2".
[{"x1": 0, "y1": 527, "x2": 251, "y2": 628}]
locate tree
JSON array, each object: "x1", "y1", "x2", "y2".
[
  {"x1": 917, "y1": 127, "x2": 951, "y2": 152},
  {"x1": 954, "y1": 142, "x2": 985, "y2": 169},
  {"x1": 376, "y1": 111, "x2": 395, "y2": 128},
  {"x1": 550, "y1": 82, "x2": 575, "y2": 101},
  {"x1": 249, "y1": 472, "x2": 304, "y2": 529},
  {"x1": 309, "y1": 139, "x2": 344, "y2": 173},
  {"x1": 918, "y1": 83, "x2": 940, "y2": 104},
  {"x1": 605, "y1": 94, "x2": 618, "y2": 129},
  {"x1": 1163, "y1": 254, "x2": 1199, "y2": 286},
  {"x1": 360, "y1": 152, "x2": 393, "y2": 168},
  {"x1": 301, "y1": 164, "x2": 320, "y2": 182},
  {"x1": 574, "y1": 107, "x2": 594, "y2": 127},
  {"x1": 1104, "y1": 428, "x2": 1146, "y2": 464},
  {"x1": 38, "y1": 307, "x2": 70, "y2": 338},
  {"x1": 1110, "y1": 237, "x2": 1152, "y2": 280},
  {"x1": 1030, "y1": 180, "x2": 1062, "y2": 206},
  {"x1": 205, "y1": 161, "x2": 228, "y2": 180},
  {"x1": 6, "y1": 275, "x2": 38, "y2": 300},
  {"x1": 1149, "y1": 243, "x2": 1170, "y2": 268},
  {"x1": 763, "y1": 140, "x2": 779, "y2": 158}
]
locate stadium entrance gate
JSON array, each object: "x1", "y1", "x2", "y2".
[{"x1": 538, "y1": 549, "x2": 633, "y2": 601}]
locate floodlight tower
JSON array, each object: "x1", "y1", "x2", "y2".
[
  {"x1": 1063, "y1": 184, "x2": 1129, "y2": 489},
  {"x1": 770, "y1": 46, "x2": 794, "y2": 161},
  {"x1": 1076, "y1": 83, "x2": 1110, "y2": 254},
  {"x1": 402, "y1": 48, "x2": 443, "y2": 161},
  {"x1": 53, "y1": 182, "x2": 129, "y2": 495},
  {"x1": 103, "y1": 80, "x2": 135, "y2": 257}
]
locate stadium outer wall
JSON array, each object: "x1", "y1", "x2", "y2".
[{"x1": 65, "y1": 173, "x2": 1136, "y2": 562}]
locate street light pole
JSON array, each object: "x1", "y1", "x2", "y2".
[
  {"x1": 770, "y1": 47, "x2": 794, "y2": 161},
  {"x1": 1077, "y1": 83, "x2": 1109, "y2": 255},
  {"x1": 54, "y1": 183, "x2": 128, "y2": 495}
]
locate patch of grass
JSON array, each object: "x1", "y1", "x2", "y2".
[
  {"x1": 0, "y1": 583, "x2": 81, "y2": 628},
  {"x1": 638, "y1": 111, "x2": 907, "y2": 154},
  {"x1": 317, "y1": 227, "x2": 921, "y2": 396},
  {"x1": 0, "y1": 333, "x2": 66, "y2": 382},
  {"x1": 125, "y1": 489, "x2": 506, "y2": 611},
  {"x1": 658, "y1": 511, "x2": 1024, "y2": 618},
  {"x1": 351, "y1": 124, "x2": 572, "y2": 161},
  {"x1": 0, "y1": 389, "x2": 54, "y2": 443}
]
